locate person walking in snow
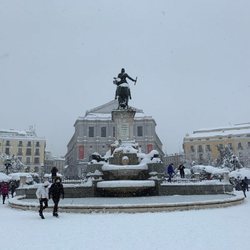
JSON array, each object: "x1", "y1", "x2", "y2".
[
  {"x1": 36, "y1": 181, "x2": 50, "y2": 219},
  {"x1": 178, "y1": 164, "x2": 185, "y2": 178},
  {"x1": 166, "y1": 163, "x2": 175, "y2": 182},
  {"x1": 0, "y1": 181, "x2": 9, "y2": 204},
  {"x1": 49, "y1": 177, "x2": 64, "y2": 217},
  {"x1": 9, "y1": 180, "x2": 17, "y2": 198},
  {"x1": 51, "y1": 166, "x2": 58, "y2": 183},
  {"x1": 240, "y1": 177, "x2": 249, "y2": 198}
]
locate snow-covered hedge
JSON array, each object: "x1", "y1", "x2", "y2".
[
  {"x1": 0, "y1": 172, "x2": 11, "y2": 182},
  {"x1": 229, "y1": 168, "x2": 250, "y2": 179}
]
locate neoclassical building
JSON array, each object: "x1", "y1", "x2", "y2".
[
  {"x1": 0, "y1": 128, "x2": 46, "y2": 172},
  {"x1": 183, "y1": 123, "x2": 250, "y2": 166},
  {"x1": 65, "y1": 100, "x2": 164, "y2": 178}
]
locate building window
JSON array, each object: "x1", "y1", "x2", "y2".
[
  {"x1": 5, "y1": 148, "x2": 10, "y2": 155},
  {"x1": 18, "y1": 157, "x2": 22, "y2": 162},
  {"x1": 205, "y1": 145, "x2": 211, "y2": 152},
  {"x1": 27, "y1": 141, "x2": 31, "y2": 147},
  {"x1": 6, "y1": 141, "x2": 10, "y2": 146},
  {"x1": 88, "y1": 127, "x2": 94, "y2": 137},
  {"x1": 18, "y1": 148, "x2": 23, "y2": 155},
  {"x1": 78, "y1": 145, "x2": 84, "y2": 160},
  {"x1": 18, "y1": 141, "x2": 23, "y2": 147},
  {"x1": 26, "y1": 148, "x2": 31, "y2": 155},
  {"x1": 137, "y1": 126, "x2": 143, "y2": 137},
  {"x1": 101, "y1": 127, "x2": 107, "y2": 137},
  {"x1": 113, "y1": 127, "x2": 115, "y2": 137},
  {"x1": 238, "y1": 143, "x2": 243, "y2": 150},
  {"x1": 35, "y1": 148, "x2": 40, "y2": 156},
  {"x1": 248, "y1": 142, "x2": 250, "y2": 149},
  {"x1": 36, "y1": 141, "x2": 40, "y2": 147},
  {"x1": 26, "y1": 157, "x2": 31, "y2": 164},
  {"x1": 190, "y1": 146, "x2": 195, "y2": 152},
  {"x1": 34, "y1": 157, "x2": 40, "y2": 164},
  {"x1": 147, "y1": 144, "x2": 153, "y2": 153},
  {"x1": 198, "y1": 145, "x2": 203, "y2": 153}
]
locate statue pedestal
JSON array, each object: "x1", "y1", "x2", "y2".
[
  {"x1": 20, "y1": 176, "x2": 27, "y2": 187},
  {"x1": 112, "y1": 109, "x2": 136, "y2": 141},
  {"x1": 223, "y1": 172, "x2": 230, "y2": 183}
]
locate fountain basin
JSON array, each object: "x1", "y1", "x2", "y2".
[
  {"x1": 102, "y1": 163, "x2": 149, "y2": 180},
  {"x1": 96, "y1": 180, "x2": 156, "y2": 197}
]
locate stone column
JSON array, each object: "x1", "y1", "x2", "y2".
[{"x1": 112, "y1": 109, "x2": 136, "y2": 141}]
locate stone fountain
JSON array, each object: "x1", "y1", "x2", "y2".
[{"x1": 86, "y1": 108, "x2": 164, "y2": 197}]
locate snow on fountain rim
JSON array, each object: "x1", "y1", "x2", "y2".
[
  {"x1": 102, "y1": 163, "x2": 148, "y2": 171},
  {"x1": 97, "y1": 180, "x2": 155, "y2": 188}
]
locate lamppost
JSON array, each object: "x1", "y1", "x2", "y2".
[{"x1": 4, "y1": 159, "x2": 12, "y2": 175}]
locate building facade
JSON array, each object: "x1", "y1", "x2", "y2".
[
  {"x1": 183, "y1": 123, "x2": 250, "y2": 166},
  {"x1": 44, "y1": 151, "x2": 65, "y2": 176},
  {"x1": 65, "y1": 100, "x2": 164, "y2": 178},
  {"x1": 165, "y1": 153, "x2": 185, "y2": 168},
  {"x1": 0, "y1": 128, "x2": 46, "y2": 173}
]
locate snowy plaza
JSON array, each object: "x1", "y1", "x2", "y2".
[{"x1": 1, "y1": 191, "x2": 249, "y2": 250}]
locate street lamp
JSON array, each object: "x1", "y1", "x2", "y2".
[{"x1": 4, "y1": 159, "x2": 12, "y2": 175}]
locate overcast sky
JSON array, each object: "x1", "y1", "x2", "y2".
[{"x1": 0, "y1": 0, "x2": 249, "y2": 156}]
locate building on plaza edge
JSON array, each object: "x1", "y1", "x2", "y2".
[
  {"x1": 183, "y1": 123, "x2": 250, "y2": 166},
  {"x1": 0, "y1": 127, "x2": 46, "y2": 173},
  {"x1": 65, "y1": 100, "x2": 164, "y2": 178}
]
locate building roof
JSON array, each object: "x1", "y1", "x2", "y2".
[
  {"x1": 77, "y1": 100, "x2": 154, "y2": 122},
  {"x1": 185, "y1": 123, "x2": 250, "y2": 140},
  {"x1": 0, "y1": 128, "x2": 45, "y2": 141}
]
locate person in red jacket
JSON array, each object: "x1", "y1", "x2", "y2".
[{"x1": 0, "y1": 182, "x2": 9, "y2": 204}]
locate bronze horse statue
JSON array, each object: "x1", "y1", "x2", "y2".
[{"x1": 115, "y1": 83, "x2": 131, "y2": 109}]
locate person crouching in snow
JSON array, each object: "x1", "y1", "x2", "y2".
[
  {"x1": 36, "y1": 181, "x2": 50, "y2": 219},
  {"x1": 49, "y1": 177, "x2": 64, "y2": 217}
]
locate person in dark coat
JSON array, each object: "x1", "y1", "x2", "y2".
[
  {"x1": 51, "y1": 166, "x2": 58, "y2": 183},
  {"x1": 167, "y1": 163, "x2": 175, "y2": 182},
  {"x1": 178, "y1": 164, "x2": 185, "y2": 178},
  {"x1": 49, "y1": 177, "x2": 64, "y2": 217},
  {"x1": 9, "y1": 181, "x2": 17, "y2": 198},
  {"x1": 0, "y1": 182, "x2": 9, "y2": 204},
  {"x1": 240, "y1": 177, "x2": 249, "y2": 197}
]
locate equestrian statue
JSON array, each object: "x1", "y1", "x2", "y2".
[{"x1": 113, "y1": 68, "x2": 137, "y2": 109}]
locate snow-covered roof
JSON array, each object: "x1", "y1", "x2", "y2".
[
  {"x1": 77, "y1": 99, "x2": 153, "y2": 121},
  {"x1": 186, "y1": 123, "x2": 250, "y2": 139},
  {"x1": 0, "y1": 128, "x2": 45, "y2": 140}
]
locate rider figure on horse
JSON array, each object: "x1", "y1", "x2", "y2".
[{"x1": 115, "y1": 68, "x2": 137, "y2": 86}]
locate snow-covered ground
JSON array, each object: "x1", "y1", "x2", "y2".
[{"x1": 1, "y1": 191, "x2": 249, "y2": 250}]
